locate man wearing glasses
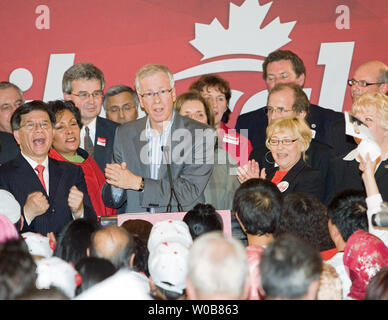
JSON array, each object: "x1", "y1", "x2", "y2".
[
  {"x1": 235, "y1": 50, "x2": 344, "y2": 149},
  {"x1": 247, "y1": 82, "x2": 334, "y2": 203},
  {"x1": 63, "y1": 62, "x2": 119, "y2": 172},
  {"x1": 328, "y1": 60, "x2": 388, "y2": 157},
  {"x1": 102, "y1": 64, "x2": 215, "y2": 213},
  {"x1": 0, "y1": 100, "x2": 96, "y2": 237},
  {"x1": 103, "y1": 84, "x2": 139, "y2": 125}
]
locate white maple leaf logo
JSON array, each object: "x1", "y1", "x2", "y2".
[{"x1": 190, "y1": 0, "x2": 296, "y2": 60}]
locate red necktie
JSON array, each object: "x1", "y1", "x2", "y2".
[{"x1": 35, "y1": 164, "x2": 47, "y2": 192}]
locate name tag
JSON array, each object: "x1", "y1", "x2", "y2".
[
  {"x1": 97, "y1": 137, "x2": 106, "y2": 147},
  {"x1": 311, "y1": 129, "x2": 316, "y2": 139},
  {"x1": 223, "y1": 134, "x2": 239, "y2": 145}
]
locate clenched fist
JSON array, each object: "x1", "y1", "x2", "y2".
[
  {"x1": 24, "y1": 191, "x2": 50, "y2": 222},
  {"x1": 68, "y1": 185, "x2": 84, "y2": 219}
]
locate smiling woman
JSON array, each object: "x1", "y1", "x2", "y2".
[{"x1": 47, "y1": 100, "x2": 116, "y2": 217}]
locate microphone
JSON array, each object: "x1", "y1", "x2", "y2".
[
  {"x1": 162, "y1": 146, "x2": 183, "y2": 212},
  {"x1": 372, "y1": 209, "x2": 388, "y2": 228}
]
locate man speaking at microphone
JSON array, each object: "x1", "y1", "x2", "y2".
[{"x1": 102, "y1": 64, "x2": 215, "y2": 213}]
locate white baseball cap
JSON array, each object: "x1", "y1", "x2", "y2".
[
  {"x1": 0, "y1": 189, "x2": 21, "y2": 224},
  {"x1": 148, "y1": 241, "x2": 189, "y2": 295},
  {"x1": 22, "y1": 232, "x2": 55, "y2": 258},
  {"x1": 147, "y1": 219, "x2": 193, "y2": 253}
]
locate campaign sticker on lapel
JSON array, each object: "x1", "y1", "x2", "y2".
[
  {"x1": 311, "y1": 129, "x2": 316, "y2": 139},
  {"x1": 277, "y1": 181, "x2": 289, "y2": 193},
  {"x1": 97, "y1": 137, "x2": 106, "y2": 147},
  {"x1": 223, "y1": 134, "x2": 239, "y2": 145}
]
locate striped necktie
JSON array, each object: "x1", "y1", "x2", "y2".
[{"x1": 84, "y1": 126, "x2": 94, "y2": 157}]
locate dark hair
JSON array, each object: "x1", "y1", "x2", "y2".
[
  {"x1": 189, "y1": 74, "x2": 232, "y2": 123},
  {"x1": 268, "y1": 82, "x2": 310, "y2": 116},
  {"x1": 47, "y1": 100, "x2": 83, "y2": 129},
  {"x1": 175, "y1": 90, "x2": 215, "y2": 128},
  {"x1": 62, "y1": 62, "x2": 105, "y2": 94},
  {"x1": 54, "y1": 218, "x2": 102, "y2": 266},
  {"x1": 103, "y1": 84, "x2": 140, "y2": 109},
  {"x1": 16, "y1": 287, "x2": 69, "y2": 300},
  {"x1": 260, "y1": 234, "x2": 322, "y2": 299},
  {"x1": 365, "y1": 266, "x2": 388, "y2": 300},
  {"x1": 10, "y1": 100, "x2": 56, "y2": 131},
  {"x1": 232, "y1": 178, "x2": 282, "y2": 235},
  {"x1": 121, "y1": 219, "x2": 153, "y2": 244},
  {"x1": 327, "y1": 189, "x2": 368, "y2": 241},
  {"x1": 0, "y1": 238, "x2": 37, "y2": 300},
  {"x1": 75, "y1": 257, "x2": 117, "y2": 296},
  {"x1": 183, "y1": 203, "x2": 223, "y2": 240},
  {"x1": 131, "y1": 234, "x2": 150, "y2": 277},
  {"x1": 262, "y1": 50, "x2": 306, "y2": 81},
  {"x1": 275, "y1": 193, "x2": 335, "y2": 251}
]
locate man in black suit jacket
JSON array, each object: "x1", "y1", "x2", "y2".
[
  {"x1": 248, "y1": 83, "x2": 334, "y2": 202},
  {"x1": 235, "y1": 50, "x2": 343, "y2": 149},
  {"x1": 63, "y1": 62, "x2": 119, "y2": 172},
  {"x1": 0, "y1": 101, "x2": 96, "y2": 236}
]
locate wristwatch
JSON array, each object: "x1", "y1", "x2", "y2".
[{"x1": 138, "y1": 177, "x2": 145, "y2": 192}]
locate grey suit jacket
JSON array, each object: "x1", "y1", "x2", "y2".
[{"x1": 102, "y1": 113, "x2": 215, "y2": 213}]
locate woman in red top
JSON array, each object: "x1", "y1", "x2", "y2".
[
  {"x1": 189, "y1": 74, "x2": 252, "y2": 166},
  {"x1": 48, "y1": 100, "x2": 116, "y2": 217}
]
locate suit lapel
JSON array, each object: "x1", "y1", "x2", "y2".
[
  {"x1": 133, "y1": 117, "x2": 151, "y2": 178},
  {"x1": 48, "y1": 158, "x2": 62, "y2": 201}
]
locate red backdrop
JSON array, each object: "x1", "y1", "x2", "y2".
[{"x1": 1, "y1": 0, "x2": 386, "y2": 126}]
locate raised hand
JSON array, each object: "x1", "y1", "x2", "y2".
[
  {"x1": 23, "y1": 191, "x2": 50, "y2": 222},
  {"x1": 68, "y1": 185, "x2": 84, "y2": 218}
]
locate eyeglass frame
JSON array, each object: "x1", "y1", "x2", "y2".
[
  {"x1": 347, "y1": 79, "x2": 385, "y2": 88},
  {"x1": 71, "y1": 90, "x2": 104, "y2": 100},
  {"x1": 264, "y1": 105, "x2": 294, "y2": 115},
  {"x1": 19, "y1": 121, "x2": 52, "y2": 131},
  {"x1": 138, "y1": 88, "x2": 173, "y2": 99},
  {"x1": 268, "y1": 138, "x2": 298, "y2": 146}
]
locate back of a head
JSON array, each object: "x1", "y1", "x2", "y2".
[
  {"x1": 0, "y1": 213, "x2": 19, "y2": 244},
  {"x1": 54, "y1": 218, "x2": 101, "y2": 266},
  {"x1": 233, "y1": 178, "x2": 282, "y2": 235},
  {"x1": 0, "y1": 189, "x2": 21, "y2": 226},
  {"x1": 187, "y1": 231, "x2": 249, "y2": 299},
  {"x1": 317, "y1": 263, "x2": 343, "y2": 300},
  {"x1": 327, "y1": 189, "x2": 368, "y2": 242},
  {"x1": 90, "y1": 225, "x2": 135, "y2": 269},
  {"x1": 365, "y1": 266, "x2": 388, "y2": 300},
  {"x1": 260, "y1": 234, "x2": 323, "y2": 300},
  {"x1": 0, "y1": 238, "x2": 37, "y2": 300},
  {"x1": 183, "y1": 203, "x2": 223, "y2": 240},
  {"x1": 75, "y1": 257, "x2": 117, "y2": 296},
  {"x1": 120, "y1": 219, "x2": 153, "y2": 244},
  {"x1": 275, "y1": 193, "x2": 335, "y2": 251}
]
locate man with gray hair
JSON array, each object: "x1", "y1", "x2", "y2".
[
  {"x1": 103, "y1": 85, "x2": 139, "y2": 125},
  {"x1": 63, "y1": 62, "x2": 119, "y2": 171},
  {"x1": 186, "y1": 231, "x2": 249, "y2": 300},
  {"x1": 102, "y1": 64, "x2": 215, "y2": 213},
  {"x1": 259, "y1": 234, "x2": 323, "y2": 300}
]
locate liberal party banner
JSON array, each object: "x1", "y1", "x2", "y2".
[{"x1": 0, "y1": 0, "x2": 386, "y2": 125}]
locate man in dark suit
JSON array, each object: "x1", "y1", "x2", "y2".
[
  {"x1": 63, "y1": 62, "x2": 119, "y2": 172},
  {"x1": 235, "y1": 50, "x2": 343, "y2": 149},
  {"x1": 248, "y1": 83, "x2": 333, "y2": 201},
  {"x1": 102, "y1": 64, "x2": 215, "y2": 213},
  {"x1": 0, "y1": 101, "x2": 96, "y2": 236},
  {"x1": 327, "y1": 60, "x2": 388, "y2": 157}
]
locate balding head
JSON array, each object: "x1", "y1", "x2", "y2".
[
  {"x1": 350, "y1": 60, "x2": 388, "y2": 102},
  {"x1": 90, "y1": 226, "x2": 135, "y2": 269}
]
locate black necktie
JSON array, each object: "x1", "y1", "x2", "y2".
[{"x1": 84, "y1": 126, "x2": 94, "y2": 157}]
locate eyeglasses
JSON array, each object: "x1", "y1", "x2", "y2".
[
  {"x1": 268, "y1": 138, "x2": 298, "y2": 146},
  {"x1": 347, "y1": 79, "x2": 385, "y2": 87},
  {"x1": 20, "y1": 121, "x2": 52, "y2": 131},
  {"x1": 139, "y1": 88, "x2": 172, "y2": 100},
  {"x1": 107, "y1": 105, "x2": 136, "y2": 113},
  {"x1": 71, "y1": 90, "x2": 104, "y2": 100},
  {"x1": 265, "y1": 106, "x2": 293, "y2": 115}
]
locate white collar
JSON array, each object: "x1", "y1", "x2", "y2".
[{"x1": 21, "y1": 152, "x2": 49, "y2": 170}]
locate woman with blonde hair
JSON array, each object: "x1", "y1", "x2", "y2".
[
  {"x1": 238, "y1": 117, "x2": 325, "y2": 201},
  {"x1": 326, "y1": 92, "x2": 388, "y2": 203}
]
